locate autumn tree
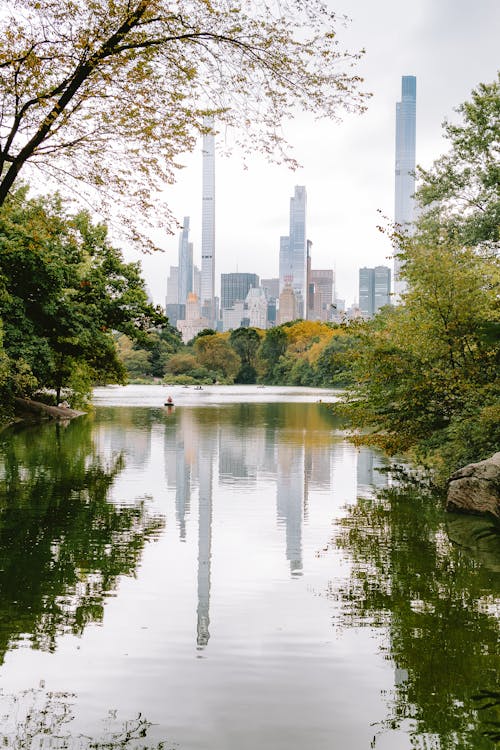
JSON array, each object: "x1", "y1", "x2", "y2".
[
  {"x1": 0, "y1": 0, "x2": 367, "y2": 241},
  {"x1": 194, "y1": 333, "x2": 241, "y2": 382}
]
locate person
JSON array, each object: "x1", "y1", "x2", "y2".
[{"x1": 165, "y1": 396, "x2": 173, "y2": 406}]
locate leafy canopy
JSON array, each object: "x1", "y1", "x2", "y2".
[{"x1": 0, "y1": 0, "x2": 368, "y2": 243}]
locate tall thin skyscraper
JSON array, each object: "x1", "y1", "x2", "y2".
[
  {"x1": 394, "y1": 75, "x2": 417, "y2": 298},
  {"x1": 177, "y1": 216, "x2": 193, "y2": 308},
  {"x1": 279, "y1": 186, "x2": 308, "y2": 318},
  {"x1": 200, "y1": 119, "x2": 216, "y2": 326}
]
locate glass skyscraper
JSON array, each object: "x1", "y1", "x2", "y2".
[
  {"x1": 220, "y1": 272, "x2": 259, "y2": 311},
  {"x1": 177, "y1": 216, "x2": 193, "y2": 308},
  {"x1": 359, "y1": 265, "x2": 391, "y2": 317},
  {"x1": 394, "y1": 75, "x2": 417, "y2": 297},
  {"x1": 201, "y1": 119, "x2": 216, "y2": 326},
  {"x1": 279, "y1": 186, "x2": 308, "y2": 318}
]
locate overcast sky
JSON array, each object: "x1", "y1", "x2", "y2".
[{"x1": 132, "y1": 0, "x2": 499, "y2": 308}]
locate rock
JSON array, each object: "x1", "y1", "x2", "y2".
[
  {"x1": 446, "y1": 452, "x2": 500, "y2": 520},
  {"x1": 14, "y1": 397, "x2": 86, "y2": 421}
]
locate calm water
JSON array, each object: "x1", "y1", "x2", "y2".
[{"x1": 0, "y1": 385, "x2": 498, "y2": 749}]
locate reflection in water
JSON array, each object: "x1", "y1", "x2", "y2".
[
  {"x1": 159, "y1": 403, "x2": 340, "y2": 648},
  {"x1": 197, "y1": 423, "x2": 214, "y2": 649},
  {"x1": 276, "y1": 442, "x2": 304, "y2": 576},
  {"x1": 330, "y1": 481, "x2": 500, "y2": 749},
  {"x1": 2, "y1": 396, "x2": 497, "y2": 750},
  {"x1": 0, "y1": 418, "x2": 164, "y2": 664},
  {"x1": 0, "y1": 688, "x2": 171, "y2": 749}
]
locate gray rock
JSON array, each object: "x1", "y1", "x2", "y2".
[{"x1": 446, "y1": 452, "x2": 500, "y2": 520}]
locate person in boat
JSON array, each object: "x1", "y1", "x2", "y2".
[{"x1": 165, "y1": 396, "x2": 174, "y2": 406}]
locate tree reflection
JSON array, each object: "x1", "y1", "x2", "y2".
[
  {"x1": 0, "y1": 687, "x2": 173, "y2": 749},
  {"x1": 0, "y1": 418, "x2": 164, "y2": 663},
  {"x1": 329, "y1": 483, "x2": 500, "y2": 749}
]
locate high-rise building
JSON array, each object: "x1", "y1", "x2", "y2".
[
  {"x1": 200, "y1": 119, "x2": 216, "y2": 326},
  {"x1": 177, "y1": 216, "x2": 193, "y2": 308},
  {"x1": 278, "y1": 284, "x2": 298, "y2": 324},
  {"x1": 359, "y1": 265, "x2": 391, "y2": 317},
  {"x1": 374, "y1": 265, "x2": 391, "y2": 312},
  {"x1": 394, "y1": 75, "x2": 417, "y2": 297},
  {"x1": 220, "y1": 272, "x2": 259, "y2": 311},
  {"x1": 279, "y1": 186, "x2": 308, "y2": 318},
  {"x1": 309, "y1": 269, "x2": 335, "y2": 322},
  {"x1": 245, "y1": 287, "x2": 268, "y2": 329},
  {"x1": 261, "y1": 278, "x2": 280, "y2": 301},
  {"x1": 165, "y1": 265, "x2": 180, "y2": 326},
  {"x1": 166, "y1": 265, "x2": 179, "y2": 306}
]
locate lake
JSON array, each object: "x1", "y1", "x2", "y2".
[{"x1": 0, "y1": 385, "x2": 498, "y2": 749}]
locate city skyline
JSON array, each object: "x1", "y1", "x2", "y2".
[{"x1": 131, "y1": 0, "x2": 499, "y2": 308}]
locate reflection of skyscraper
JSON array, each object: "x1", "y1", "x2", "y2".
[
  {"x1": 197, "y1": 433, "x2": 214, "y2": 648},
  {"x1": 394, "y1": 75, "x2": 417, "y2": 298},
  {"x1": 279, "y1": 186, "x2": 308, "y2": 318},
  {"x1": 276, "y1": 443, "x2": 304, "y2": 576},
  {"x1": 200, "y1": 119, "x2": 216, "y2": 327},
  {"x1": 356, "y1": 446, "x2": 389, "y2": 495}
]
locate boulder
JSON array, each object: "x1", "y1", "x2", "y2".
[{"x1": 446, "y1": 452, "x2": 500, "y2": 520}]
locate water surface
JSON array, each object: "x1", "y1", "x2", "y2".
[{"x1": 0, "y1": 386, "x2": 498, "y2": 749}]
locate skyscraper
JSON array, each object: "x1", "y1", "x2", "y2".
[
  {"x1": 177, "y1": 216, "x2": 193, "y2": 309},
  {"x1": 200, "y1": 119, "x2": 216, "y2": 326},
  {"x1": 220, "y1": 272, "x2": 259, "y2": 311},
  {"x1": 279, "y1": 186, "x2": 308, "y2": 318},
  {"x1": 394, "y1": 75, "x2": 417, "y2": 297},
  {"x1": 359, "y1": 265, "x2": 391, "y2": 317}
]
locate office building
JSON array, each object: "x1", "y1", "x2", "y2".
[
  {"x1": 200, "y1": 119, "x2": 216, "y2": 326},
  {"x1": 309, "y1": 269, "x2": 335, "y2": 322},
  {"x1": 221, "y1": 272, "x2": 259, "y2": 312},
  {"x1": 177, "y1": 292, "x2": 211, "y2": 343},
  {"x1": 245, "y1": 287, "x2": 268, "y2": 329},
  {"x1": 222, "y1": 301, "x2": 245, "y2": 332},
  {"x1": 359, "y1": 265, "x2": 391, "y2": 317},
  {"x1": 278, "y1": 284, "x2": 298, "y2": 324},
  {"x1": 279, "y1": 186, "x2": 308, "y2": 318},
  {"x1": 394, "y1": 75, "x2": 417, "y2": 297}
]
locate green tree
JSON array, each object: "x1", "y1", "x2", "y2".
[
  {"x1": 258, "y1": 326, "x2": 288, "y2": 382},
  {"x1": 0, "y1": 0, "x2": 367, "y2": 240},
  {"x1": 0, "y1": 188, "x2": 166, "y2": 403},
  {"x1": 229, "y1": 327, "x2": 261, "y2": 383},
  {"x1": 416, "y1": 74, "x2": 499, "y2": 248}
]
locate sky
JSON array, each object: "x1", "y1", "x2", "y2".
[{"x1": 130, "y1": 0, "x2": 499, "y2": 309}]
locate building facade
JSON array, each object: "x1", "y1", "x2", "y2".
[
  {"x1": 245, "y1": 287, "x2": 268, "y2": 329},
  {"x1": 279, "y1": 186, "x2": 308, "y2": 318},
  {"x1": 309, "y1": 269, "x2": 335, "y2": 321},
  {"x1": 220, "y1": 272, "x2": 259, "y2": 312},
  {"x1": 394, "y1": 75, "x2": 417, "y2": 297},
  {"x1": 177, "y1": 292, "x2": 211, "y2": 343}
]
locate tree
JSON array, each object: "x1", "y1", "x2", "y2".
[
  {"x1": 341, "y1": 79, "x2": 500, "y2": 478},
  {"x1": 258, "y1": 326, "x2": 288, "y2": 382},
  {"x1": 416, "y1": 74, "x2": 499, "y2": 248},
  {"x1": 0, "y1": 188, "x2": 166, "y2": 403},
  {"x1": 194, "y1": 334, "x2": 241, "y2": 382},
  {"x1": 0, "y1": 1, "x2": 368, "y2": 240},
  {"x1": 229, "y1": 326, "x2": 261, "y2": 383}
]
